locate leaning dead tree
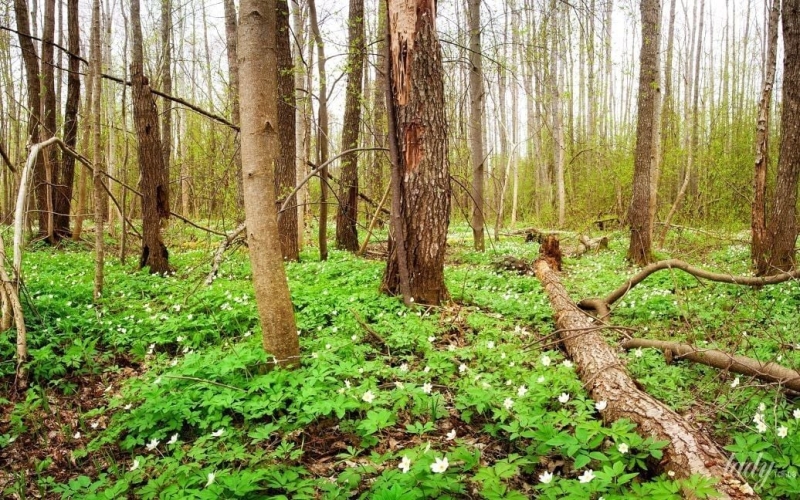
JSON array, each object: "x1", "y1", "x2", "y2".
[
  {"x1": 534, "y1": 255, "x2": 757, "y2": 498},
  {"x1": 621, "y1": 338, "x2": 800, "y2": 392},
  {"x1": 579, "y1": 259, "x2": 800, "y2": 318}
]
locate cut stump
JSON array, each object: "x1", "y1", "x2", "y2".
[{"x1": 534, "y1": 258, "x2": 757, "y2": 499}]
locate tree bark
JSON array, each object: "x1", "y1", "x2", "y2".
[
  {"x1": 160, "y1": 0, "x2": 172, "y2": 211},
  {"x1": 238, "y1": 0, "x2": 300, "y2": 366},
  {"x1": 534, "y1": 258, "x2": 757, "y2": 499},
  {"x1": 91, "y1": 0, "x2": 103, "y2": 299},
  {"x1": 307, "y1": 0, "x2": 329, "y2": 261},
  {"x1": 334, "y1": 0, "x2": 365, "y2": 252},
  {"x1": 57, "y1": 0, "x2": 79, "y2": 240},
  {"x1": 223, "y1": 0, "x2": 243, "y2": 211},
  {"x1": 276, "y1": 0, "x2": 299, "y2": 261},
  {"x1": 626, "y1": 0, "x2": 660, "y2": 265},
  {"x1": 764, "y1": 0, "x2": 800, "y2": 273},
  {"x1": 381, "y1": 0, "x2": 451, "y2": 306},
  {"x1": 752, "y1": 1, "x2": 780, "y2": 275},
  {"x1": 468, "y1": 0, "x2": 485, "y2": 251},
  {"x1": 131, "y1": 0, "x2": 170, "y2": 274},
  {"x1": 13, "y1": 0, "x2": 46, "y2": 240},
  {"x1": 292, "y1": 0, "x2": 308, "y2": 250},
  {"x1": 41, "y1": 0, "x2": 59, "y2": 243}
]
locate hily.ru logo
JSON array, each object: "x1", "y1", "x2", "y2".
[{"x1": 724, "y1": 453, "x2": 774, "y2": 490}]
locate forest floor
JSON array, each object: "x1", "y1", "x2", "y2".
[{"x1": 1, "y1": 224, "x2": 799, "y2": 499}]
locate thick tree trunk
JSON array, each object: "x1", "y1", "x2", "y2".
[
  {"x1": 223, "y1": 0, "x2": 243, "y2": 210},
  {"x1": 334, "y1": 0, "x2": 365, "y2": 252},
  {"x1": 57, "y1": 0, "x2": 79, "y2": 240},
  {"x1": 752, "y1": 1, "x2": 780, "y2": 275},
  {"x1": 381, "y1": 0, "x2": 450, "y2": 306},
  {"x1": 131, "y1": 0, "x2": 170, "y2": 274},
  {"x1": 276, "y1": 0, "x2": 299, "y2": 261},
  {"x1": 626, "y1": 0, "x2": 660, "y2": 265},
  {"x1": 468, "y1": 0, "x2": 485, "y2": 251},
  {"x1": 764, "y1": 0, "x2": 800, "y2": 273},
  {"x1": 238, "y1": 0, "x2": 300, "y2": 366},
  {"x1": 534, "y1": 258, "x2": 757, "y2": 499}
]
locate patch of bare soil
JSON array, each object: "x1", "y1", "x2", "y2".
[{"x1": 0, "y1": 357, "x2": 142, "y2": 498}]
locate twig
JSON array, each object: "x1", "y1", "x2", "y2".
[{"x1": 161, "y1": 374, "x2": 246, "y2": 392}]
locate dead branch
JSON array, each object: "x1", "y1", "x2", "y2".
[
  {"x1": 579, "y1": 259, "x2": 800, "y2": 315},
  {"x1": 534, "y1": 256, "x2": 756, "y2": 499},
  {"x1": 205, "y1": 222, "x2": 247, "y2": 285},
  {"x1": 621, "y1": 338, "x2": 800, "y2": 392}
]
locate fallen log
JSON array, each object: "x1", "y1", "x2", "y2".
[
  {"x1": 579, "y1": 259, "x2": 800, "y2": 317},
  {"x1": 621, "y1": 338, "x2": 800, "y2": 392},
  {"x1": 534, "y1": 257, "x2": 756, "y2": 499},
  {"x1": 567, "y1": 234, "x2": 610, "y2": 257}
]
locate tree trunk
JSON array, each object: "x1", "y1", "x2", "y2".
[
  {"x1": 765, "y1": 0, "x2": 800, "y2": 272},
  {"x1": 550, "y1": 0, "x2": 566, "y2": 227},
  {"x1": 334, "y1": 0, "x2": 365, "y2": 252},
  {"x1": 13, "y1": 0, "x2": 46, "y2": 240},
  {"x1": 381, "y1": 0, "x2": 451, "y2": 306},
  {"x1": 307, "y1": 0, "x2": 329, "y2": 261},
  {"x1": 224, "y1": 0, "x2": 243, "y2": 211},
  {"x1": 238, "y1": 0, "x2": 300, "y2": 366},
  {"x1": 160, "y1": 0, "x2": 172, "y2": 211},
  {"x1": 468, "y1": 0, "x2": 485, "y2": 251},
  {"x1": 41, "y1": 0, "x2": 59, "y2": 243},
  {"x1": 91, "y1": 0, "x2": 104, "y2": 299},
  {"x1": 131, "y1": 0, "x2": 170, "y2": 274},
  {"x1": 276, "y1": 0, "x2": 299, "y2": 261},
  {"x1": 292, "y1": 0, "x2": 308, "y2": 250},
  {"x1": 534, "y1": 258, "x2": 757, "y2": 499},
  {"x1": 369, "y1": 0, "x2": 388, "y2": 218},
  {"x1": 57, "y1": 0, "x2": 79, "y2": 240},
  {"x1": 626, "y1": 0, "x2": 661, "y2": 265},
  {"x1": 752, "y1": 1, "x2": 780, "y2": 274}
]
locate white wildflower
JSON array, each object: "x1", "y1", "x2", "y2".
[
  {"x1": 558, "y1": 393, "x2": 570, "y2": 404},
  {"x1": 446, "y1": 429, "x2": 456, "y2": 440},
  {"x1": 503, "y1": 398, "x2": 514, "y2": 410},
  {"x1": 167, "y1": 433, "x2": 178, "y2": 445},
  {"x1": 129, "y1": 459, "x2": 140, "y2": 471},
  {"x1": 777, "y1": 426, "x2": 788, "y2": 438},
  {"x1": 146, "y1": 438, "x2": 160, "y2": 451},
  {"x1": 539, "y1": 471, "x2": 553, "y2": 484},
  {"x1": 206, "y1": 472, "x2": 215, "y2": 487},
  {"x1": 430, "y1": 456, "x2": 449, "y2": 473},
  {"x1": 730, "y1": 377, "x2": 740, "y2": 388},
  {"x1": 487, "y1": 341, "x2": 495, "y2": 349},
  {"x1": 541, "y1": 355, "x2": 551, "y2": 366},
  {"x1": 398, "y1": 456, "x2": 411, "y2": 473},
  {"x1": 459, "y1": 364, "x2": 467, "y2": 373},
  {"x1": 596, "y1": 400, "x2": 608, "y2": 411},
  {"x1": 517, "y1": 385, "x2": 528, "y2": 397},
  {"x1": 578, "y1": 469, "x2": 595, "y2": 483},
  {"x1": 211, "y1": 428, "x2": 225, "y2": 437},
  {"x1": 617, "y1": 443, "x2": 629, "y2": 454},
  {"x1": 634, "y1": 348, "x2": 643, "y2": 358},
  {"x1": 422, "y1": 383, "x2": 433, "y2": 394},
  {"x1": 362, "y1": 391, "x2": 376, "y2": 403}
]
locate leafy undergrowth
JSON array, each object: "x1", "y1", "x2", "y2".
[{"x1": 0, "y1": 227, "x2": 798, "y2": 498}]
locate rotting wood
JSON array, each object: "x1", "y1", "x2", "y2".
[
  {"x1": 579, "y1": 259, "x2": 800, "y2": 317},
  {"x1": 534, "y1": 257, "x2": 757, "y2": 499},
  {"x1": 621, "y1": 338, "x2": 800, "y2": 392}
]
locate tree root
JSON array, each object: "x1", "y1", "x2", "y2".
[{"x1": 621, "y1": 338, "x2": 800, "y2": 392}]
